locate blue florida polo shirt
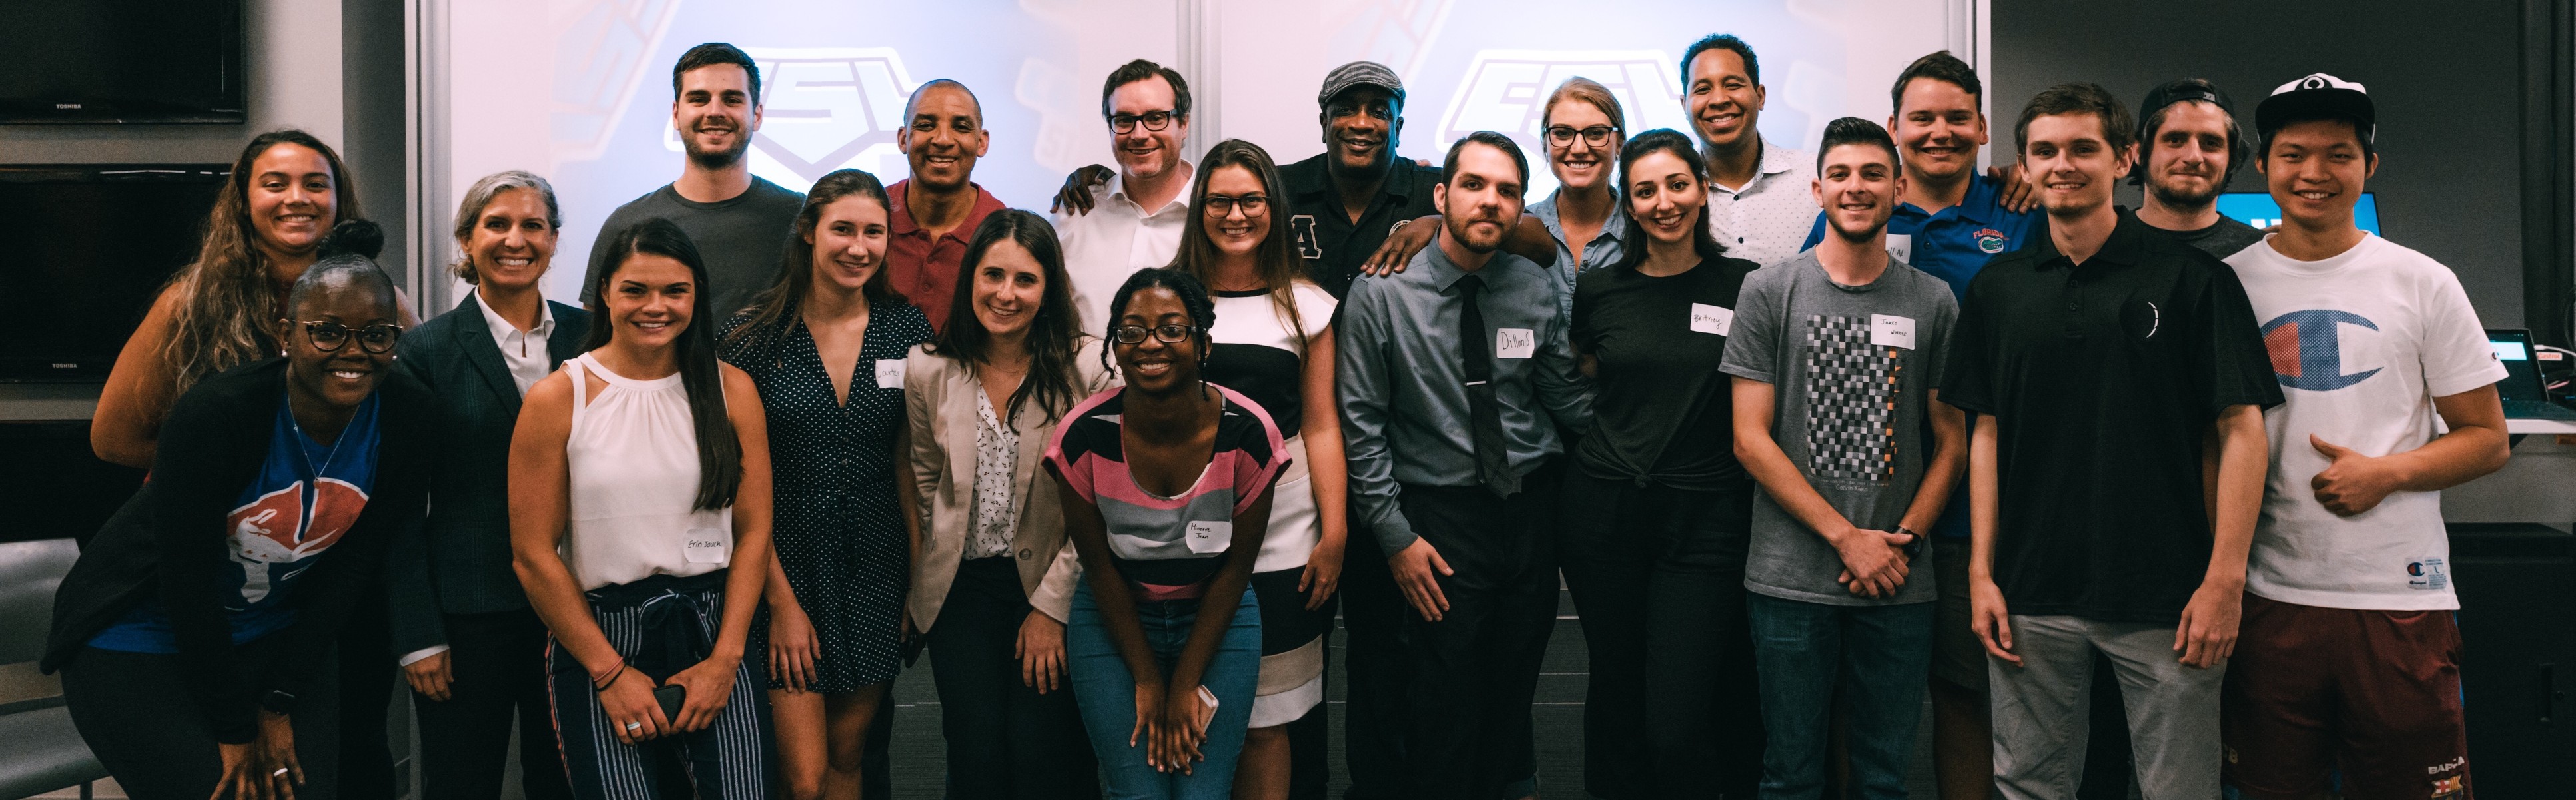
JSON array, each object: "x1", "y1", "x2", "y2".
[{"x1": 1801, "y1": 171, "x2": 2037, "y2": 539}]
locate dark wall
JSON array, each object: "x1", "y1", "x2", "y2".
[{"x1": 1993, "y1": 0, "x2": 2529, "y2": 326}]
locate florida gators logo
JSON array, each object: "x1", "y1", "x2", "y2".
[
  {"x1": 2262, "y1": 309, "x2": 2382, "y2": 391},
  {"x1": 1975, "y1": 228, "x2": 2009, "y2": 254}
]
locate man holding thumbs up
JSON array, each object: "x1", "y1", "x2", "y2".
[{"x1": 2217, "y1": 73, "x2": 2510, "y2": 800}]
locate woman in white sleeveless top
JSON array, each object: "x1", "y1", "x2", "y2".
[{"x1": 509, "y1": 218, "x2": 777, "y2": 800}]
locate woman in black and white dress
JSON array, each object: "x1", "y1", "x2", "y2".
[{"x1": 1164, "y1": 139, "x2": 1347, "y2": 800}]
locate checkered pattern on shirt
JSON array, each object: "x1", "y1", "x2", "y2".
[{"x1": 1802, "y1": 314, "x2": 1899, "y2": 482}]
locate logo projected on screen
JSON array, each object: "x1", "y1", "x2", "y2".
[
  {"x1": 552, "y1": 0, "x2": 683, "y2": 163},
  {"x1": 666, "y1": 48, "x2": 919, "y2": 189},
  {"x1": 1432, "y1": 51, "x2": 1691, "y2": 199}
]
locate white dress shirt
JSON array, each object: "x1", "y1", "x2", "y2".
[
  {"x1": 1054, "y1": 168, "x2": 1193, "y2": 333},
  {"x1": 1704, "y1": 135, "x2": 1818, "y2": 268},
  {"x1": 477, "y1": 290, "x2": 557, "y2": 397}
]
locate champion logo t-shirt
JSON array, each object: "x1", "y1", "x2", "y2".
[{"x1": 2226, "y1": 234, "x2": 2505, "y2": 611}]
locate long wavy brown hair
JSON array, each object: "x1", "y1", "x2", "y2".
[
  {"x1": 1166, "y1": 139, "x2": 1312, "y2": 354},
  {"x1": 163, "y1": 129, "x2": 362, "y2": 396},
  {"x1": 928, "y1": 209, "x2": 1088, "y2": 429}
]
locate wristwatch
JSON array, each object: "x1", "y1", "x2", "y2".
[
  {"x1": 259, "y1": 689, "x2": 296, "y2": 715},
  {"x1": 1388, "y1": 218, "x2": 1412, "y2": 236}
]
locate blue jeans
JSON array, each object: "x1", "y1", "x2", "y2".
[
  {"x1": 1745, "y1": 592, "x2": 1936, "y2": 800},
  {"x1": 1067, "y1": 582, "x2": 1262, "y2": 800}
]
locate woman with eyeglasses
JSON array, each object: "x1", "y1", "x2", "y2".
[
  {"x1": 386, "y1": 170, "x2": 586, "y2": 800},
  {"x1": 510, "y1": 218, "x2": 777, "y2": 799},
  {"x1": 903, "y1": 208, "x2": 1114, "y2": 798},
  {"x1": 717, "y1": 169, "x2": 930, "y2": 800},
  {"x1": 1160, "y1": 139, "x2": 1344, "y2": 800},
  {"x1": 1528, "y1": 78, "x2": 1631, "y2": 318},
  {"x1": 87, "y1": 132, "x2": 417, "y2": 798},
  {"x1": 47, "y1": 220, "x2": 432, "y2": 800},
  {"x1": 1048, "y1": 268, "x2": 1286, "y2": 799}
]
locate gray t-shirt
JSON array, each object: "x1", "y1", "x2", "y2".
[
  {"x1": 1719, "y1": 252, "x2": 1958, "y2": 606},
  {"x1": 2164, "y1": 214, "x2": 2268, "y2": 260},
  {"x1": 581, "y1": 177, "x2": 807, "y2": 319}
]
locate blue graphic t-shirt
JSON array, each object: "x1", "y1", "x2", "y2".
[{"x1": 89, "y1": 392, "x2": 382, "y2": 652}]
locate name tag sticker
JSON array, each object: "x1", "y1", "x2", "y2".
[
  {"x1": 1870, "y1": 314, "x2": 1917, "y2": 350},
  {"x1": 1689, "y1": 304, "x2": 1735, "y2": 336},
  {"x1": 1885, "y1": 233, "x2": 1914, "y2": 264},
  {"x1": 1495, "y1": 328, "x2": 1536, "y2": 360},
  {"x1": 1185, "y1": 520, "x2": 1234, "y2": 554},
  {"x1": 874, "y1": 358, "x2": 907, "y2": 388},
  {"x1": 683, "y1": 529, "x2": 731, "y2": 564}
]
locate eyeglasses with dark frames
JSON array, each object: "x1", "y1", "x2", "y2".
[
  {"x1": 1544, "y1": 125, "x2": 1619, "y2": 147},
  {"x1": 1110, "y1": 324, "x2": 1198, "y2": 345},
  {"x1": 1108, "y1": 110, "x2": 1178, "y2": 133},
  {"x1": 293, "y1": 320, "x2": 405, "y2": 354},
  {"x1": 1201, "y1": 193, "x2": 1270, "y2": 218}
]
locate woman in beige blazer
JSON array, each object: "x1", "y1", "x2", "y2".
[{"x1": 905, "y1": 209, "x2": 1116, "y2": 799}]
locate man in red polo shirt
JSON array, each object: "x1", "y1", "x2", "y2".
[{"x1": 889, "y1": 78, "x2": 1007, "y2": 334}]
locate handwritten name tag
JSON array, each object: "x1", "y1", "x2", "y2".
[
  {"x1": 683, "y1": 529, "x2": 731, "y2": 564},
  {"x1": 1496, "y1": 328, "x2": 1536, "y2": 359},
  {"x1": 874, "y1": 358, "x2": 907, "y2": 389},
  {"x1": 1871, "y1": 314, "x2": 1917, "y2": 350},
  {"x1": 1185, "y1": 520, "x2": 1234, "y2": 554},
  {"x1": 1690, "y1": 304, "x2": 1735, "y2": 336}
]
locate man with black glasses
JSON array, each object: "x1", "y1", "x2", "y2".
[{"x1": 1054, "y1": 59, "x2": 1196, "y2": 332}]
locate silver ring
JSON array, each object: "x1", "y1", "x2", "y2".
[
  {"x1": 272, "y1": 767, "x2": 290, "y2": 777},
  {"x1": 624, "y1": 721, "x2": 642, "y2": 733}
]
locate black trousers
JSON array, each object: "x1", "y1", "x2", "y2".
[
  {"x1": 1399, "y1": 464, "x2": 1561, "y2": 800},
  {"x1": 63, "y1": 637, "x2": 342, "y2": 800},
  {"x1": 413, "y1": 606, "x2": 573, "y2": 800},
  {"x1": 1555, "y1": 470, "x2": 1764, "y2": 799},
  {"x1": 1338, "y1": 518, "x2": 1411, "y2": 800},
  {"x1": 926, "y1": 556, "x2": 1100, "y2": 799},
  {"x1": 340, "y1": 587, "x2": 396, "y2": 800}
]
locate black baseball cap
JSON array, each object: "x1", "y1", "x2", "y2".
[
  {"x1": 1318, "y1": 61, "x2": 1406, "y2": 108},
  {"x1": 2256, "y1": 72, "x2": 2374, "y2": 144},
  {"x1": 2132, "y1": 78, "x2": 2247, "y2": 183}
]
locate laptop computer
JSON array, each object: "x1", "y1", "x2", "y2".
[{"x1": 2485, "y1": 328, "x2": 2576, "y2": 420}]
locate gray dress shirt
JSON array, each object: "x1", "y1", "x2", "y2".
[{"x1": 1337, "y1": 240, "x2": 1594, "y2": 553}]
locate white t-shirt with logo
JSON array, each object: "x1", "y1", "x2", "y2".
[{"x1": 2226, "y1": 234, "x2": 2506, "y2": 611}]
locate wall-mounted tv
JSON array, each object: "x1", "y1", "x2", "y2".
[
  {"x1": 0, "y1": 165, "x2": 228, "y2": 380},
  {"x1": 0, "y1": 0, "x2": 245, "y2": 123}
]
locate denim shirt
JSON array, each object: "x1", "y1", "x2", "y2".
[{"x1": 1527, "y1": 189, "x2": 1631, "y2": 322}]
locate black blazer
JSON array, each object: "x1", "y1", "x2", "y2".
[
  {"x1": 384, "y1": 294, "x2": 589, "y2": 656},
  {"x1": 43, "y1": 358, "x2": 438, "y2": 744}
]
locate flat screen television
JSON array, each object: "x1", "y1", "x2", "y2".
[
  {"x1": 0, "y1": 165, "x2": 228, "y2": 380},
  {"x1": 0, "y1": 1, "x2": 245, "y2": 123}
]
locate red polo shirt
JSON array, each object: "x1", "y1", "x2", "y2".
[{"x1": 887, "y1": 179, "x2": 1007, "y2": 334}]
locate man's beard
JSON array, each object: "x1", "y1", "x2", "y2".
[
  {"x1": 2148, "y1": 171, "x2": 2225, "y2": 212},
  {"x1": 686, "y1": 130, "x2": 753, "y2": 171},
  {"x1": 1831, "y1": 215, "x2": 1888, "y2": 244},
  {"x1": 1447, "y1": 216, "x2": 1507, "y2": 254}
]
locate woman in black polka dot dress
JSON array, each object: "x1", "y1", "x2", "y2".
[{"x1": 717, "y1": 169, "x2": 931, "y2": 797}]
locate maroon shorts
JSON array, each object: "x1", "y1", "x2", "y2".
[{"x1": 2222, "y1": 594, "x2": 2471, "y2": 800}]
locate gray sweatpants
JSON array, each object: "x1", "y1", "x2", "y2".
[{"x1": 1987, "y1": 615, "x2": 2223, "y2": 800}]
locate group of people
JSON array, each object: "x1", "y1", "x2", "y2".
[{"x1": 39, "y1": 29, "x2": 2501, "y2": 800}]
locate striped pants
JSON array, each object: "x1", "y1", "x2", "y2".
[{"x1": 546, "y1": 572, "x2": 771, "y2": 800}]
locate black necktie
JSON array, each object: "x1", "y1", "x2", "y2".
[{"x1": 1458, "y1": 274, "x2": 1521, "y2": 498}]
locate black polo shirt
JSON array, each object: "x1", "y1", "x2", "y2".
[
  {"x1": 1281, "y1": 153, "x2": 1444, "y2": 298},
  {"x1": 1939, "y1": 209, "x2": 2282, "y2": 623}
]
